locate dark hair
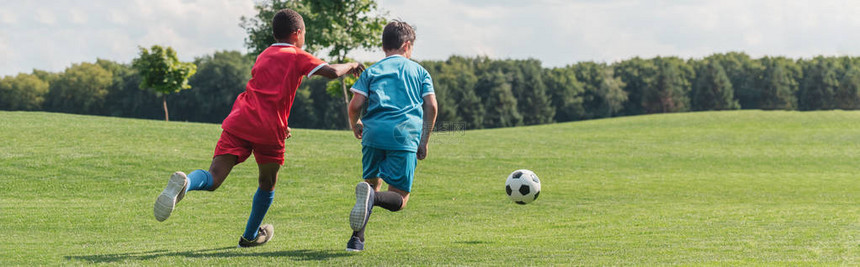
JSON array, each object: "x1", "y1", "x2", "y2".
[
  {"x1": 272, "y1": 9, "x2": 304, "y2": 41},
  {"x1": 382, "y1": 20, "x2": 415, "y2": 51}
]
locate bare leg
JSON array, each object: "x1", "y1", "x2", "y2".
[
  {"x1": 364, "y1": 178, "x2": 383, "y2": 192},
  {"x1": 257, "y1": 163, "x2": 280, "y2": 191},
  {"x1": 207, "y1": 154, "x2": 238, "y2": 191}
]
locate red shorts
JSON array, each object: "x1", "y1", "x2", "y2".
[{"x1": 214, "y1": 130, "x2": 285, "y2": 165}]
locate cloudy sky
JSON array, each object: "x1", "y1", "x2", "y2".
[{"x1": 1, "y1": 0, "x2": 860, "y2": 76}]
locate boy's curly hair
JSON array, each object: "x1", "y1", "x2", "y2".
[{"x1": 272, "y1": 9, "x2": 304, "y2": 41}]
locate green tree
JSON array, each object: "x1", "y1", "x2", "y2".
[
  {"x1": 172, "y1": 51, "x2": 253, "y2": 122},
  {"x1": 241, "y1": 0, "x2": 385, "y2": 59},
  {"x1": 613, "y1": 57, "x2": 657, "y2": 116},
  {"x1": 455, "y1": 78, "x2": 484, "y2": 129},
  {"x1": 289, "y1": 80, "x2": 318, "y2": 127},
  {"x1": 44, "y1": 62, "x2": 113, "y2": 114},
  {"x1": 0, "y1": 73, "x2": 50, "y2": 111},
  {"x1": 836, "y1": 65, "x2": 860, "y2": 109},
  {"x1": 706, "y1": 52, "x2": 762, "y2": 109},
  {"x1": 97, "y1": 59, "x2": 165, "y2": 120},
  {"x1": 423, "y1": 60, "x2": 460, "y2": 124},
  {"x1": 241, "y1": 0, "x2": 304, "y2": 56},
  {"x1": 308, "y1": 76, "x2": 347, "y2": 129},
  {"x1": 447, "y1": 57, "x2": 483, "y2": 129},
  {"x1": 477, "y1": 70, "x2": 521, "y2": 128},
  {"x1": 573, "y1": 62, "x2": 627, "y2": 119},
  {"x1": 241, "y1": 0, "x2": 386, "y2": 128},
  {"x1": 544, "y1": 67, "x2": 584, "y2": 122},
  {"x1": 644, "y1": 57, "x2": 693, "y2": 113},
  {"x1": 31, "y1": 69, "x2": 60, "y2": 85},
  {"x1": 132, "y1": 45, "x2": 197, "y2": 121},
  {"x1": 515, "y1": 59, "x2": 555, "y2": 125},
  {"x1": 757, "y1": 57, "x2": 801, "y2": 110},
  {"x1": 691, "y1": 59, "x2": 739, "y2": 111},
  {"x1": 798, "y1": 56, "x2": 841, "y2": 111}
]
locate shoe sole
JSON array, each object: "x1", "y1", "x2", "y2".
[
  {"x1": 349, "y1": 182, "x2": 372, "y2": 231},
  {"x1": 345, "y1": 248, "x2": 363, "y2": 252},
  {"x1": 154, "y1": 172, "x2": 188, "y2": 222}
]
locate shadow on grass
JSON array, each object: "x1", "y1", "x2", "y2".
[
  {"x1": 455, "y1": 240, "x2": 491, "y2": 245},
  {"x1": 65, "y1": 246, "x2": 353, "y2": 263}
]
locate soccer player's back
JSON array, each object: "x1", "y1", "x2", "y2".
[
  {"x1": 345, "y1": 20, "x2": 438, "y2": 252},
  {"x1": 221, "y1": 42, "x2": 327, "y2": 145}
]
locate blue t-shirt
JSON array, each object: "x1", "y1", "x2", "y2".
[{"x1": 350, "y1": 55, "x2": 435, "y2": 152}]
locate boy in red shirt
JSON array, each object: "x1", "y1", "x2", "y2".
[{"x1": 152, "y1": 9, "x2": 364, "y2": 248}]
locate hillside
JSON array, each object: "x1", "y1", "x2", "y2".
[{"x1": 2, "y1": 110, "x2": 860, "y2": 265}]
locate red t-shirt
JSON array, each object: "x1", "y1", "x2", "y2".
[{"x1": 221, "y1": 44, "x2": 326, "y2": 146}]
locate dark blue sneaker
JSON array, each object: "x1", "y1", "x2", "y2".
[
  {"x1": 349, "y1": 182, "x2": 374, "y2": 231},
  {"x1": 346, "y1": 236, "x2": 365, "y2": 252}
]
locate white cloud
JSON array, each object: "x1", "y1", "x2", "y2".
[
  {"x1": 107, "y1": 9, "x2": 128, "y2": 25},
  {"x1": 0, "y1": 33, "x2": 13, "y2": 77},
  {"x1": 0, "y1": 8, "x2": 15, "y2": 25},
  {"x1": 0, "y1": 0, "x2": 256, "y2": 76},
  {"x1": 377, "y1": 0, "x2": 860, "y2": 66},
  {"x1": 69, "y1": 8, "x2": 87, "y2": 24},
  {"x1": 3, "y1": 0, "x2": 860, "y2": 76},
  {"x1": 34, "y1": 9, "x2": 56, "y2": 25}
]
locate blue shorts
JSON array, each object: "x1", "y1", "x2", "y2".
[{"x1": 362, "y1": 146, "x2": 417, "y2": 192}]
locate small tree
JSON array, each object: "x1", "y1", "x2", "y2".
[{"x1": 132, "y1": 45, "x2": 196, "y2": 121}]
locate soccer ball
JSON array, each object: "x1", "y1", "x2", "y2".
[{"x1": 505, "y1": 169, "x2": 541, "y2": 204}]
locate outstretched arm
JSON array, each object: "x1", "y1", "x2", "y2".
[
  {"x1": 348, "y1": 93, "x2": 367, "y2": 139},
  {"x1": 417, "y1": 94, "x2": 437, "y2": 160},
  {"x1": 313, "y1": 62, "x2": 365, "y2": 79}
]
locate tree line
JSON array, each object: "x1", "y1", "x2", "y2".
[{"x1": 3, "y1": 52, "x2": 860, "y2": 129}]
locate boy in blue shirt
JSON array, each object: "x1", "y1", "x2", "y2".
[{"x1": 345, "y1": 20, "x2": 438, "y2": 252}]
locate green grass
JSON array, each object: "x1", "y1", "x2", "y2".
[{"x1": 3, "y1": 110, "x2": 860, "y2": 265}]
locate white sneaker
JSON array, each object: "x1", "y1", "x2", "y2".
[{"x1": 154, "y1": 171, "x2": 189, "y2": 222}]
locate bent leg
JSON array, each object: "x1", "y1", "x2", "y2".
[
  {"x1": 371, "y1": 184, "x2": 408, "y2": 212},
  {"x1": 207, "y1": 154, "x2": 238, "y2": 191},
  {"x1": 371, "y1": 149, "x2": 415, "y2": 211},
  {"x1": 387, "y1": 186, "x2": 410, "y2": 210}
]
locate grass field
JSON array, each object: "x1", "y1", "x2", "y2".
[{"x1": 3, "y1": 110, "x2": 860, "y2": 265}]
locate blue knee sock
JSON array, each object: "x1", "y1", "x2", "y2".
[
  {"x1": 242, "y1": 188, "x2": 275, "y2": 240},
  {"x1": 186, "y1": 169, "x2": 213, "y2": 191}
]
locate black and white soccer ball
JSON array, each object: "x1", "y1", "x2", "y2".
[{"x1": 505, "y1": 169, "x2": 541, "y2": 204}]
